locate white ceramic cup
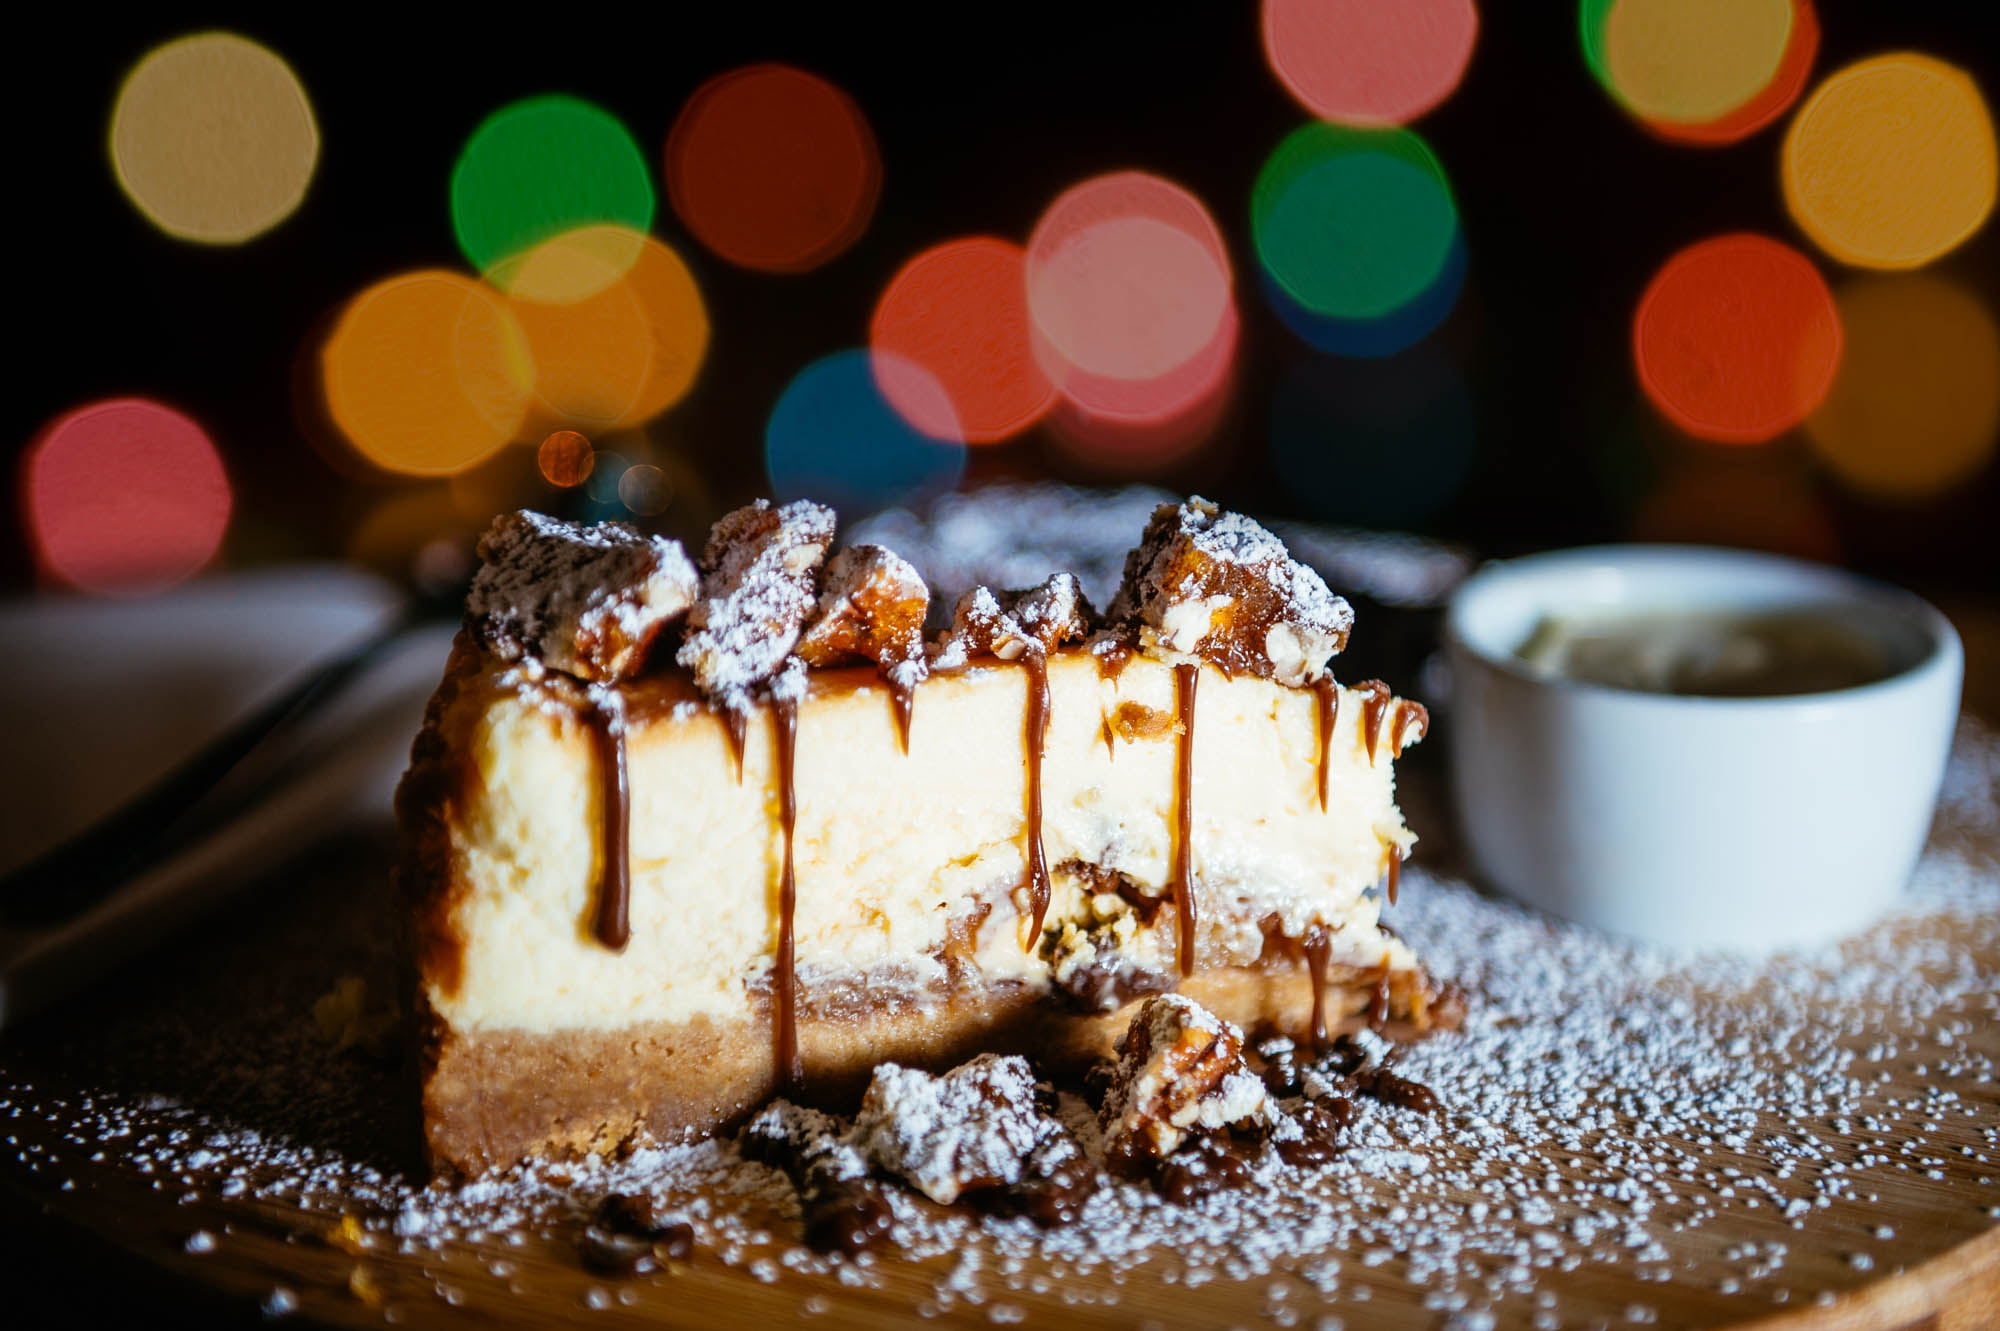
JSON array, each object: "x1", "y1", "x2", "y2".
[{"x1": 1445, "y1": 546, "x2": 1962, "y2": 950}]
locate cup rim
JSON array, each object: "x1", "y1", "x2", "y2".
[{"x1": 1444, "y1": 544, "x2": 1962, "y2": 710}]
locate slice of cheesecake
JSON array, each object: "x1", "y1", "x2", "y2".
[{"x1": 398, "y1": 496, "x2": 1457, "y2": 1175}]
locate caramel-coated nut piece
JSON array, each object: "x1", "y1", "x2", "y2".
[
  {"x1": 1099, "y1": 993, "x2": 1274, "y2": 1163},
  {"x1": 936, "y1": 573, "x2": 1096, "y2": 667},
  {"x1": 796, "y1": 545, "x2": 930, "y2": 673},
  {"x1": 676, "y1": 499, "x2": 836, "y2": 703}
]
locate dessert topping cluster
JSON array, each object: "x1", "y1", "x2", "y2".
[{"x1": 464, "y1": 492, "x2": 1357, "y2": 702}]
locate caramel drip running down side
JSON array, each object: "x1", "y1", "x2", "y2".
[
  {"x1": 1390, "y1": 699, "x2": 1428, "y2": 755},
  {"x1": 773, "y1": 697, "x2": 804, "y2": 1095},
  {"x1": 1386, "y1": 842, "x2": 1403, "y2": 907},
  {"x1": 1022, "y1": 653, "x2": 1052, "y2": 945},
  {"x1": 889, "y1": 676, "x2": 915, "y2": 755},
  {"x1": 1171, "y1": 662, "x2": 1199, "y2": 978},
  {"x1": 1358, "y1": 680, "x2": 1393, "y2": 763},
  {"x1": 1312, "y1": 677, "x2": 1339, "y2": 813},
  {"x1": 1302, "y1": 925, "x2": 1331, "y2": 1052},
  {"x1": 586, "y1": 697, "x2": 631, "y2": 952},
  {"x1": 1367, "y1": 960, "x2": 1392, "y2": 1031},
  {"x1": 724, "y1": 708, "x2": 748, "y2": 784}
]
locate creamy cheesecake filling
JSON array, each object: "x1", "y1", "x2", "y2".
[{"x1": 430, "y1": 649, "x2": 1420, "y2": 1041}]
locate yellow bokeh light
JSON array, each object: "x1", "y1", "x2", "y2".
[
  {"x1": 110, "y1": 32, "x2": 319, "y2": 244},
  {"x1": 1783, "y1": 53, "x2": 1997, "y2": 269},
  {"x1": 489, "y1": 227, "x2": 709, "y2": 433},
  {"x1": 1602, "y1": 0, "x2": 1792, "y2": 125},
  {"x1": 321, "y1": 271, "x2": 534, "y2": 476},
  {"x1": 1806, "y1": 275, "x2": 2000, "y2": 500}
]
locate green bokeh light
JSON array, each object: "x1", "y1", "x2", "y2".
[
  {"x1": 1579, "y1": 0, "x2": 1616, "y2": 91},
  {"x1": 1251, "y1": 123, "x2": 1459, "y2": 322},
  {"x1": 450, "y1": 95, "x2": 655, "y2": 277}
]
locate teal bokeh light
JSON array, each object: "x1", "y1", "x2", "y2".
[{"x1": 1252, "y1": 123, "x2": 1460, "y2": 323}]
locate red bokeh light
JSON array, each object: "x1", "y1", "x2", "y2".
[
  {"x1": 1633, "y1": 234, "x2": 1841, "y2": 444},
  {"x1": 870, "y1": 238, "x2": 1054, "y2": 444},
  {"x1": 23, "y1": 398, "x2": 233, "y2": 595},
  {"x1": 1026, "y1": 171, "x2": 1236, "y2": 435},
  {"x1": 665, "y1": 64, "x2": 881, "y2": 274},
  {"x1": 1261, "y1": 0, "x2": 1478, "y2": 127}
]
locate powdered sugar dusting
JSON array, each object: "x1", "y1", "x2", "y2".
[{"x1": 676, "y1": 499, "x2": 836, "y2": 707}]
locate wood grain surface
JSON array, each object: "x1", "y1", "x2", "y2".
[{"x1": 3, "y1": 608, "x2": 1997, "y2": 1331}]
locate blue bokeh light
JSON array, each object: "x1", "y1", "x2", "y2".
[
  {"x1": 1261, "y1": 233, "x2": 1467, "y2": 359},
  {"x1": 766, "y1": 350, "x2": 968, "y2": 517}
]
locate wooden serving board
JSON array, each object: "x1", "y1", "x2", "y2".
[{"x1": 5, "y1": 631, "x2": 1999, "y2": 1331}]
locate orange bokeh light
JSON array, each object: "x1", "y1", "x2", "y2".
[
  {"x1": 320, "y1": 270, "x2": 532, "y2": 476},
  {"x1": 1026, "y1": 171, "x2": 1237, "y2": 433},
  {"x1": 666, "y1": 63, "x2": 881, "y2": 274},
  {"x1": 869, "y1": 237, "x2": 1054, "y2": 445},
  {"x1": 537, "y1": 429, "x2": 595, "y2": 488},
  {"x1": 491, "y1": 226, "x2": 709, "y2": 434},
  {"x1": 1643, "y1": 0, "x2": 1817, "y2": 146},
  {"x1": 1632, "y1": 234, "x2": 1841, "y2": 444},
  {"x1": 1262, "y1": 0, "x2": 1478, "y2": 127},
  {"x1": 23, "y1": 398, "x2": 233, "y2": 595}
]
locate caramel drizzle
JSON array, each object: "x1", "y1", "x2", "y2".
[
  {"x1": 889, "y1": 675, "x2": 916, "y2": 755},
  {"x1": 1022, "y1": 652, "x2": 1052, "y2": 945},
  {"x1": 1171, "y1": 662, "x2": 1199, "y2": 978},
  {"x1": 773, "y1": 696, "x2": 803, "y2": 1095},
  {"x1": 1312, "y1": 677, "x2": 1339, "y2": 813},
  {"x1": 1302, "y1": 924, "x2": 1331, "y2": 1052},
  {"x1": 586, "y1": 696, "x2": 631, "y2": 951},
  {"x1": 1366, "y1": 959, "x2": 1392, "y2": 1030},
  {"x1": 723, "y1": 708, "x2": 748, "y2": 784},
  {"x1": 1385, "y1": 842, "x2": 1402, "y2": 907},
  {"x1": 1390, "y1": 699, "x2": 1427, "y2": 755},
  {"x1": 1357, "y1": 680, "x2": 1393, "y2": 762}
]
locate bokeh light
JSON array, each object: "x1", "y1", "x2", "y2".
[
  {"x1": 1261, "y1": 0, "x2": 1477, "y2": 127},
  {"x1": 538, "y1": 429, "x2": 595, "y2": 488},
  {"x1": 1044, "y1": 314, "x2": 1239, "y2": 475},
  {"x1": 617, "y1": 463, "x2": 674, "y2": 516},
  {"x1": 489, "y1": 226, "x2": 709, "y2": 432},
  {"x1": 109, "y1": 32, "x2": 318, "y2": 244},
  {"x1": 1253, "y1": 124, "x2": 1459, "y2": 330},
  {"x1": 870, "y1": 238, "x2": 1054, "y2": 444},
  {"x1": 1026, "y1": 171, "x2": 1237, "y2": 426},
  {"x1": 450, "y1": 95, "x2": 654, "y2": 280},
  {"x1": 1783, "y1": 53, "x2": 1997, "y2": 270},
  {"x1": 765, "y1": 350, "x2": 966, "y2": 514},
  {"x1": 1268, "y1": 346, "x2": 1475, "y2": 526},
  {"x1": 23, "y1": 398, "x2": 232, "y2": 594},
  {"x1": 320, "y1": 270, "x2": 534, "y2": 476},
  {"x1": 1262, "y1": 233, "x2": 1466, "y2": 358},
  {"x1": 666, "y1": 64, "x2": 881, "y2": 274},
  {"x1": 1805, "y1": 275, "x2": 2000, "y2": 501},
  {"x1": 1583, "y1": 0, "x2": 1819, "y2": 146},
  {"x1": 1632, "y1": 234, "x2": 1841, "y2": 444}
]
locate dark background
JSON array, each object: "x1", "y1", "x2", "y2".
[{"x1": 5, "y1": 4, "x2": 1996, "y2": 598}]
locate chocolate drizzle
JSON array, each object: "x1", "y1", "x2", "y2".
[
  {"x1": 1023, "y1": 653, "x2": 1052, "y2": 944},
  {"x1": 890, "y1": 676, "x2": 916, "y2": 754},
  {"x1": 773, "y1": 697, "x2": 803, "y2": 1095},
  {"x1": 1386, "y1": 842, "x2": 1402, "y2": 907},
  {"x1": 586, "y1": 697, "x2": 631, "y2": 952},
  {"x1": 1357, "y1": 680, "x2": 1392, "y2": 762},
  {"x1": 1312, "y1": 677, "x2": 1339, "y2": 813},
  {"x1": 1171, "y1": 662, "x2": 1199, "y2": 978},
  {"x1": 1302, "y1": 925, "x2": 1331, "y2": 1053},
  {"x1": 723, "y1": 707, "x2": 748, "y2": 784}
]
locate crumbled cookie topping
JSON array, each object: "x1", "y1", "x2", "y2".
[
  {"x1": 795, "y1": 545, "x2": 931, "y2": 687},
  {"x1": 466, "y1": 511, "x2": 698, "y2": 682},
  {"x1": 676, "y1": 499, "x2": 837, "y2": 706},
  {"x1": 853, "y1": 1054, "x2": 1053, "y2": 1204},
  {"x1": 1099, "y1": 993, "x2": 1274, "y2": 1164},
  {"x1": 1107, "y1": 497, "x2": 1353, "y2": 686},
  {"x1": 933, "y1": 574, "x2": 1095, "y2": 670}
]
